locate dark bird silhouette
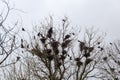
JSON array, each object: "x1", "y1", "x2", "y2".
[
  {"x1": 40, "y1": 38, "x2": 46, "y2": 44},
  {"x1": 85, "y1": 58, "x2": 92, "y2": 65},
  {"x1": 58, "y1": 62, "x2": 62, "y2": 67},
  {"x1": 103, "y1": 57, "x2": 107, "y2": 61},
  {"x1": 22, "y1": 28, "x2": 25, "y2": 31},
  {"x1": 37, "y1": 32, "x2": 40, "y2": 36},
  {"x1": 62, "y1": 19, "x2": 66, "y2": 22},
  {"x1": 76, "y1": 61, "x2": 83, "y2": 67},
  {"x1": 100, "y1": 47, "x2": 104, "y2": 51},
  {"x1": 47, "y1": 27, "x2": 53, "y2": 38},
  {"x1": 110, "y1": 42, "x2": 112, "y2": 45},
  {"x1": 83, "y1": 53, "x2": 90, "y2": 58},
  {"x1": 21, "y1": 43, "x2": 24, "y2": 48},
  {"x1": 47, "y1": 55, "x2": 54, "y2": 61},
  {"x1": 98, "y1": 46, "x2": 101, "y2": 48},
  {"x1": 70, "y1": 57, "x2": 72, "y2": 60},
  {"x1": 64, "y1": 34, "x2": 70, "y2": 40},
  {"x1": 75, "y1": 57, "x2": 80, "y2": 61},
  {"x1": 71, "y1": 33, "x2": 75, "y2": 35},
  {"x1": 16, "y1": 57, "x2": 20, "y2": 61},
  {"x1": 97, "y1": 42, "x2": 101, "y2": 44},
  {"x1": 78, "y1": 40, "x2": 85, "y2": 52}
]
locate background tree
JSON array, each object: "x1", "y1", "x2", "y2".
[
  {"x1": 70, "y1": 27, "x2": 105, "y2": 80},
  {"x1": 97, "y1": 40, "x2": 120, "y2": 80},
  {"x1": 0, "y1": 0, "x2": 19, "y2": 66}
]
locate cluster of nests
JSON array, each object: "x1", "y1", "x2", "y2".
[
  {"x1": 38, "y1": 27, "x2": 72, "y2": 56},
  {"x1": 74, "y1": 40, "x2": 104, "y2": 67},
  {"x1": 40, "y1": 27, "x2": 72, "y2": 68},
  {"x1": 22, "y1": 27, "x2": 73, "y2": 68},
  {"x1": 21, "y1": 27, "x2": 104, "y2": 68},
  {"x1": 73, "y1": 41, "x2": 94, "y2": 67}
]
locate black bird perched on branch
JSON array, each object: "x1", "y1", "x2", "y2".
[
  {"x1": 97, "y1": 42, "x2": 101, "y2": 44},
  {"x1": 64, "y1": 34, "x2": 70, "y2": 41},
  {"x1": 21, "y1": 43, "x2": 24, "y2": 48},
  {"x1": 16, "y1": 57, "x2": 20, "y2": 61},
  {"x1": 75, "y1": 57, "x2": 80, "y2": 61},
  {"x1": 47, "y1": 27, "x2": 53, "y2": 38},
  {"x1": 78, "y1": 40, "x2": 85, "y2": 52},
  {"x1": 83, "y1": 52, "x2": 90, "y2": 58},
  {"x1": 37, "y1": 32, "x2": 40, "y2": 36},
  {"x1": 76, "y1": 61, "x2": 83, "y2": 67},
  {"x1": 110, "y1": 42, "x2": 112, "y2": 45},
  {"x1": 22, "y1": 28, "x2": 25, "y2": 31},
  {"x1": 85, "y1": 58, "x2": 93, "y2": 65}
]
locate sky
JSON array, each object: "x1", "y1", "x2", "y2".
[{"x1": 9, "y1": 0, "x2": 120, "y2": 41}]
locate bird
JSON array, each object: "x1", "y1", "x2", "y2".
[
  {"x1": 110, "y1": 42, "x2": 112, "y2": 45},
  {"x1": 85, "y1": 58, "x2": 93, "y2": 65},
  {"x1": 22, "y1": 28, "x2": 25, "y2": 31},
  {"x1": 16, "y1": 57, "x2": 20, "y2": 61},
  {"x1": 21, "y1": 43, "x2": 24, "y2": 48},
  {"x1": 100, "y1": 47, "x2": 104, "y2": 51},
  {"x1": 37, "y1": 32, "x2": 40, "y2": 36},
  {"x1": 76, "y1": 61, "x2": 83, "y2": 67},
  {"x1": 103, "y1": 57, "x2": 107, "y2": 61},
  {"x1": 40, "y1": 38, "x2": 46, "y2": 44},
  {"x1": 78, "y1": 40, "x2": 85, "y2": 52},
  {"x1": 97, "y1": 42, "x2": 101, "y2": 44},
  {"x1": 75, "y1": 57, "x2": 80, "y2": 61},
  {"x1": 47, "y1": 27, "x2": 53, "y2": 38},
  {"x1": 64, "y1": 34, "x2": 70, "y2": 40}
]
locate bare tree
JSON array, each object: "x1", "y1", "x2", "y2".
[
  {"x1": 69, "y1": 27, "x2": 105, "y2": 80},
  {"x1": 7, "y1": 17, "x2": 104, "y2": 80},
  {"x1": 97, "y1": 40, "x2": 120, "y2": 80},
  {"x1": 0, "y1": 0, "x2": 19, "y2": 66},
  {"x1": 0, "y1": 1, "x2": 119, "y2": 80},
  {"x1": 19, "y1": 17, "x2": 76, "y2": 80}
]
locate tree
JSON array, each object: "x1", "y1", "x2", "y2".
[
  {"x1": 7, "y1": 17, "x2": 104, "y2": 80},
  {"x1": 98, "y1": 41, "x2": 120, "y2": 80},
  {"x1": 70, "y1": 27, "x2": 105, "y2": 80},
  {"x1": 0, "y1": 1, "x2": 119, "y2": 80},
  {"x1": 0, "y1": 0, "x2": 19, "y2": 67}
]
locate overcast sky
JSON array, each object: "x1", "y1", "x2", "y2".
[{"x1": 11, "y1": 0, "x2": 120, "y2": 41}]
